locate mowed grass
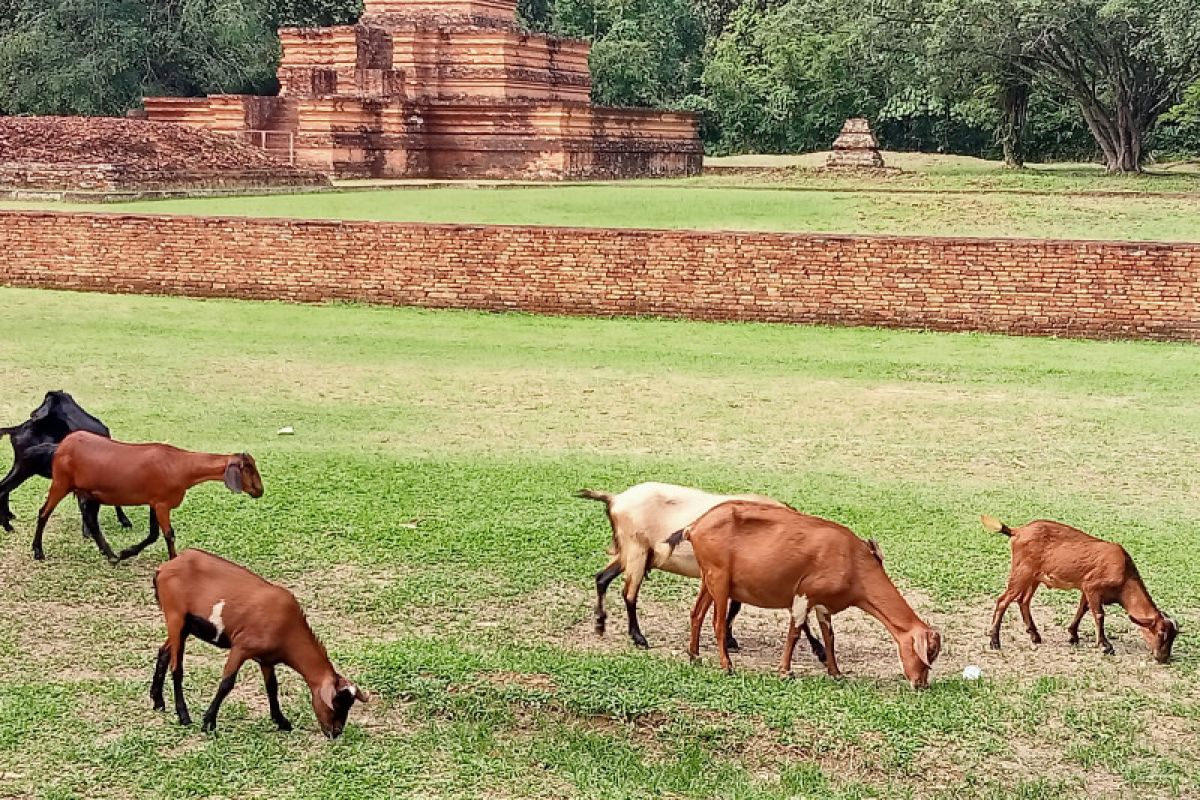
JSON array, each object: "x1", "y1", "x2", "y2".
[
  {"x1": 0, "y1": 287, "x2": 1197, "y2": 799},
  {"x1": 5, "y1": 175, "x2": 1200, "y2": 241}
]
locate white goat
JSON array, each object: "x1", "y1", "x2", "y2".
[{"x1": 577, "y1": 482, "x2": 824, "y2": 660}]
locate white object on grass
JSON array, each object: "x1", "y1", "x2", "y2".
[
  {"x1": 962, "y1": 665, "x2": 983, "y2": 680},
  {"x1": 277, "y1": 426, "x2": 295, "y2": 435}
]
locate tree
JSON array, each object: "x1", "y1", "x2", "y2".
[
  {"x1": 0, "y1": 0, "x2": 279, "y2": 116},
  {"x1": 924, "y1": 0, "x2": 1200, "y2": 172},
  {"x1": 551, "y1": 0, "x2": 705, "y2": 108}
]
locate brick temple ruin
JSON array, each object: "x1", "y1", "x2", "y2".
[{"x1": 143, "y1": 0, "x2": 703, "y2": 180}]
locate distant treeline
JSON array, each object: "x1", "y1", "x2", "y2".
[{"x1": 2, "y1": 0, "x2": 1199, "y2": 170}]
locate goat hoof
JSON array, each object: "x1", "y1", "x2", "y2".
[
  {"x1": 178, "y1": 715, "x2": 193, "y2": 727},
  {"x1": 725, "y1": 638, "x2": 740, "y2": 653},
  {"x1": 988, "y1": 640, "x2": 1000, "y2": 651},
  {"x1": 778, "y1": 670, "x2": 793, "y2": 681},
  {"x1": 631, "y1": 636, "x2": 649, "y2": 650},
  {"x1": 1102, "y1": 646, "x2": 1115, "y2": 656},
  {"x1": 276, "y1": 719, "x2": 293, "y2": 732},
  {"x1": 201, "y1": 719, "x2": 217, "y2": 733},
  {"x1": 152, "y1": 701, "x2": 165, "y2": 712},
  {"x1": 1068, "y1": 636, "x2": 1080, "y2": 646},
  {"x1": 1030, "y1": 636, "x2": 1042, "y2": 645},
  {"x1": 32, "y1": 549, "x2": 44, "y2": 562}
]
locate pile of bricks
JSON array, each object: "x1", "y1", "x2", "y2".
[{"x1": 0, "y1": 117, "x2": 329, "y2": 191}]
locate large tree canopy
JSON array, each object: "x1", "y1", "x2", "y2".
[
  {"x1": 921, "y1": 0, "x2": 1200, "y2": 171},
  {"x1": 0, "y1": 0, "x2": 1197, "y2": 163}
]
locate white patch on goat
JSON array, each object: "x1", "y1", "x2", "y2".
[
  {"x1": 790, "y1": 595, "x2": 809, "y2": 624},
  {"x1": 209, "y1": 600, "x2": 227, "y2": 638}
]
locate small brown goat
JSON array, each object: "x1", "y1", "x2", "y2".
[
  {"x1": 982, "y1": 515, "x2": 1177, "y2": 662},
  {"x1": 659, "y1": 501, "x2": 941, "y2": 689},
  {"x1": 32, "y1": 431, "x2": 263, "y2": 562},
  {"x1": 152, "y1": 549, "x2": 369, "y2": 737}
]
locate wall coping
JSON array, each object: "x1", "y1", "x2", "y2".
[{"x1": 2, "y1": 207, "x2": 1199, "y2": 250}]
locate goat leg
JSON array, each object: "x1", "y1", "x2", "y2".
[
  {"x1": 32, "y1": 480, "x2": 71, "y2": 561},
  {"x1": 78, "y1": 497, "x2": 120, "y2": 564},
  {"x1": 802, "y1": 620, "x2": 827, "y2": 663},
  {"x1": 1018, "y1": 587, "x2": 1042, "y2": 645},
  {"x1": 688, "y1": 584, "x2": 714, "y2": 662},
  {"x1": 1086, "y1": 592, "x2": 1115, "y2": 656},
  {"x1": 0, "y1": 462, "x2": 34, "y2": 532},
  {"x1": 115, "y1": 506, "x2": 133, "y2": 529},
  {"x1": 593, "y1": 560, "x2": 622, "y2": 635},
  {"x1": 261, "y1": 663, "x2": 292, "y2": 732},
  {"x1": 816, "y1": 609, "x2": 842, "y2": 678},
  {"x1": 202, "y1": 649, "x2": 248, "y2": 733},
  {"x1": 1067, "y1": 595, "x2": 1088, "y2": 645},
  {"x1": 725, "y1": 600, "x2": 742, "y2": 652},
  {"x1": 989, "y1": 591, "x2": 1017, "y2": 650},
  {"x1": 151, "y1": 645, "x2": 170, "y2": 711},
  {"x1": 117, "y1": 511, "x2": 161, "y2": 562}
]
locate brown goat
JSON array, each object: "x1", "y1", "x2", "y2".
[
  {"x1": 982, "y1": 516, "x2": 1178, "y2": 662},
  {"x1": 32, "y1": 431, "x2": 263, "y2": 563},
  {"x1": 659, "y1": 501, "x2": 941, "y2": 689},
  {"x1": 152, "y1": 549, "x2": 369, "y2": 737}
]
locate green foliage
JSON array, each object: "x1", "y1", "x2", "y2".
[
  {"x1": 1159, "y1": 80, "x2": 1200, "y2": 159},
  {"x1": 263, "y1": 0, "x2": 362, "y2": 27},
  {"x1": 0, "y1": 0, "x2": 278, "y2": 116},
  {"x1": 551, "y1": 0, "x2": 705, "y2": 108},
  {"x1": 700, "y1": 0, "x2": 883, "y2": 153},
  {"x1": 0, "y1": 0, "x2": 1196, "y2": 161},
  {"x1": 918, "y1": 0, "x2": 1200, "y2": 170}
]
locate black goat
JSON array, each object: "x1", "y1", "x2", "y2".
[{"x1": 1, "y1": 391, "x2": 133, "y2": 536}]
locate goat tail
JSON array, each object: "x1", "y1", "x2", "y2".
[
  {"x1": 575, "y1": 489, "x2": 614, "y2": 506},
  {"x1": 0, "y1": 426, "x2": 11, "y2": 439},
  {"x1": 651, "y1": 526, "x2": 690, "y2": 568},
  {"x1": 980, "y1": 515, "x2": 1013, "y2": 537}
]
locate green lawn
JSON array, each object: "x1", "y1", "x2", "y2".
[
  {"x1": 5, "y1": 163, "x2": 1200, "y2": 241},
  {"x1": 0, "y1": 288, "x2": 1197, "y2": 799}
]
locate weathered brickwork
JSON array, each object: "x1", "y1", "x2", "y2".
[{"x1": 0, "y1": 210, "x2": 1196, "y2": 341}]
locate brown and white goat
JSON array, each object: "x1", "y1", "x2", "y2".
[
  {"x1": 32, "y1": 431, "x2": 263, "y2": 563},
  {"x1": 659, "y1": 501, "x2": 942, "y2": 689},
  {"x1": 982, "y1": 516, "x2": 1178, "y2": 662},
  {"x1": 152, "y1": 549, "x2": 369, "y2": 737},
  {"x1": 577, "y1": 482, "x2": 824, "y2": 661}
]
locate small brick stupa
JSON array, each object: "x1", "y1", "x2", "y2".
[
  {"x1": 142, "y1": 0, "x2": 702, "y2": 180},
  {"x1": 826, "y1": 117, "x2": 884, "y2": 169}
]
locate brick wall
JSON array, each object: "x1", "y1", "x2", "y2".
[{"x1": 0, "y1": 210, "x2": 1197, "y2": 341}]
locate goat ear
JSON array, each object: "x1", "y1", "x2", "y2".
[
  {"x1": 347, "y1": 682, "x2": 371, "y2": 703},
  {"x1": 319, "y1": 681, "x2": 336, "y2": 710},
  {"x1": 29, "y1": 394, "x2": 55, "y2": 422},
  {"x1": 224, "y1": 461, "x2": 243, "y2": 493},
  {"x1": 912, "y1": 630, "x2": 939, "y2": 667}
]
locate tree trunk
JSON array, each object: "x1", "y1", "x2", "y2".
[
  {"x1": 998, "y1": 80, "x2": 1030, "y2": 168},
  {"x1": 1076, "y1": 95, "x2": 1145, "y2": 173}
]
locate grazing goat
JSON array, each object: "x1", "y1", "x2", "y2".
[
  {"x1": 577, "y1": 482, "x2": 824, "y2": 661},
  {"x1": 659, "y1": 501, "x2": 941, "y2": 689},
  {"x1": 32, "y1": 431, "x2": 263, "y2": 562},
  {"x1": 152, "y1": 549, "x2": 369, "y2": 737},
  {"x1": 982, "y1": 516, "x2": 1177, "y2": 662},
  {"x1": 0, "y1": 391, "x2": 133, "y2": 535}
]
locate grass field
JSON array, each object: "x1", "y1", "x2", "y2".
[
  {"x1": 0, "y1": 288, "x2": 1198, "y2": 799},
  {"x1": 3, "y1": 154, "x2": 1200, "y2": 242}
]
